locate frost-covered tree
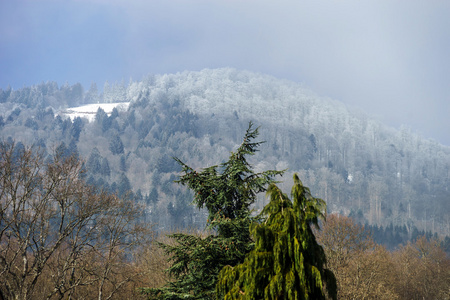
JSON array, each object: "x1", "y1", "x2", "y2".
[
  {"x1": 109, "y1": 134, "x2": 124, "y2": 155},
  {"x1": 87, "y1": 147, "x2": 102, "y2": 174},
  {"x1": 100, "y1": 157, "x2": 111, "y2": 177},
  {"x1": 85, "y1": 82, "x2": 100, "y2": 103}
]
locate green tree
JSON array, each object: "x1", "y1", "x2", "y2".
[
  {"x1": 109, "y1": 134, "x2": 124, "y2": 155},
  {"x1": 100, "y1": 157, "x2": 111, "y2": 177},
  {"x1": 118, "y1": 173, "x2": 132, "y2": 198},
  {"x1": 142, "y1": 123, "x2": 283, "y2": 299},
  {"x1": 87, "y1": 147, "x2": 102, "y2": 174},
  {"x1": 146, "y1": 187, "x2": 159, "y2": 205},
  {"x1": 216, "y1": 173, "x2": 337, "y2": 300},
  {"x1": 24, "y1": 117, "x2": 38, "y2": 130},
  {"x1": 70, "y1": 116, "x2": 83, "y2": 141}
]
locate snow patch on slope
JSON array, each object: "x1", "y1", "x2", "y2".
[{"x1": 62, "y1": 102, "x2": 130, "y2": 122}]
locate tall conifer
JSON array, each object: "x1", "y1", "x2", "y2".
[
  {"x1": 143, "y1": 123, "x2": 283, "y2": 299},
  {"x1": 216, "y1": 174, "x2": 337, "y2": 300}
]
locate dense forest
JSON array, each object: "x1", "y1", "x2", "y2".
[
  {"x1": 1, "y1": 127, "x2": 448, "y2": 300},
  {"x1": 0, "y1": 68, "x2": 449, "y2": 242}
]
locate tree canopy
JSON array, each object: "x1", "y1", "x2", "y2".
[
  {"x1": 0, "y1": 141, "x2": 151, "y2": 300},
  {"x1": 216, "y1": 174, "x2": 337, "y2": 300},
  {"x1": 142, "y1": 123, "x2": 284, "y2": 299}
]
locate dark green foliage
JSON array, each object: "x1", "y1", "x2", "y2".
[
  {"x1": 157, "y1": 154, "x2": 180, "y2": 173},
  {"x1": 120, "y1": 154, "x2": 127, "y2": 171},
  {"x1": 167, "y1": 190, "x2": 195, "y2": 228},
  {"x1": 87, "y1": 148, "x2": 102, "y2": 174},
  {"x1": 61, "y1": 118, "x2": 72, "y2": 136},
  {"x1": 126, "y1": 110, "x2": 136, "y2": 129},
  {"x1": 34, "y1": 138, "x2": 47, "y2": 151},
  {"x1": 366, "y1": 222, "x2": 450, "y2": 253},
  {"x1": 443, "y1": 236, "x2": 450, "y2": 255},
  {"x1": 70, "y1": 116, "x2": 83, "y2": 141},
  {"x1": 102, "y1": 114, "x2": 113, "y2": 133},
  {"x1": 35, "y1": 107, "x2": 52, "y2": 122},
  {"x1": 67, "y1": 139, "x2": 79, "y2": 158},
  {"x1": 147, "y1": 187, "x2": 159, "y2": 205},
  {"x1": 95, "y1": 107, "x2": 108, "y2": 130},
  {"x1": 175, "y1": 123, "x2": 283, "y2": 236},
  {"x1": 109, "y1": 134, "x2": 124, "y2": 155},
  {"x1": 100, "y1": 157, "x2": 111, "y2": 176},
  {"x1": 137, "y1": 118, "x2": 153, "y2": 140},
  {"x1": 216, "y1": 173, "x2": 337, "y2": 300},
  {"x1": 135, "y1": 189, "x2": 144, "y2": 202},
  {"x1": 118, "y1": 173, "x2": 132, "y2": 198},
  {"x1": 142, "y1": 123, "x2": 283, "y2": 299},
  {"x1": 55, "y1": 142, "x2": 71, "y2": 158},
  {"x1": 7, "y1": 107, "x2": 21, "y2": 122},
  {"x1": 24, "y1": 117, "x2": 38, "y2": 130},
  {"x1": 151, "y1": 233, "x2": 251, "y2": 300},
  {"x1": 110, "y1": 107, "x2": 119, "y2": 119}
]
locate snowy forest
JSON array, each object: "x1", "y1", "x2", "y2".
[
  {"x1": 1, "y1": 68, "x2": 448, "y2": 238},
  {"x1": 0, "y1": 68, "x2": 449, "y2": 299}
]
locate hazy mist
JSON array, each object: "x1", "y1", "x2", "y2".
[{"x1": 1, "y1": 0, "x2": 449, "y2": 145}]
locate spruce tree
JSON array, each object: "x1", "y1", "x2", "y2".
[
  {"x1": 142, "y1": 123, "x2": 283, "y2": 299},
  {"x1": 216, "y1": 173, "x2": 337, "y2": 300}
]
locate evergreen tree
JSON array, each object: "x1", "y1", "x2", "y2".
[
  {"x1": 120, "y1": 154, "x2": 127, "y2": 172},
  {"x1": 70, "y1": 116, "x2": 83, "y2": 141},
  {"x1": 24, "y1": 117, "x2": 38, "y2": 130},
  {"x1": 216, "y1": 173, "x2": 337, "y2": 300},
  {"x1": 147, "y1": 187, "x2": 159, "y2": 204},
  {"x1": 87, "y1": 147, "x2": 102, "y2": 174},
  {"x1": 102, "y1": 114, "x2": 113, "y2": 132},
  {"x1": 142, "y1": 123, "x2": 283, "y2": 299},
  {"x1": 67, "y1": 139, "x2": 79, "y2": 158},
  {"x1": 95, "y1": 107, "x2": 108, "y2": 126},
  {"x1": 55, "y1": 142, "x2": 70, "y2": 158},
  {"x1": 109, "y1": 134, "x2": 124, "y2": 155},
  {"x1": 118, "y1": 173, "x2": 132, "y2": 198},
  {"x1": 135, "y1": 189, "x2": 144, "y2": 202},
  {"x1": 100, "y1": 157, "x2": 111, "y2": 177},
  {"x1": 85, "y1": 82, "x2": 99, "y2": 103}
]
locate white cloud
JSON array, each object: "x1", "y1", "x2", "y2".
[{"x1": 1, "y1": 0, "x2": 449, "y2": 144}]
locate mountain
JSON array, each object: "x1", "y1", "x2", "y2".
[{"x1": 1, "y1": 68, "x2": 449, "y2": 238}]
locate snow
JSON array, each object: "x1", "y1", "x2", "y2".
[{"x1": 62, "y1": 102, "x2": 130, "y2": 122}]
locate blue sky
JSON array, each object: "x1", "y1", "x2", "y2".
[{"x1": 1, "y1": 0, "x2": 449, "y2": 145}]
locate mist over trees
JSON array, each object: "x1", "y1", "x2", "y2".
[
  {"x1": 1, "y1": 82, "x2": 449, "y2": 299},
  {"x1": 0, "y1": 68, "x2": 449, "y2": 240}
]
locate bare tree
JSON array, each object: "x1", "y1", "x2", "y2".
[
  {"x1": 0, "y1": 141, "x2": 151, "y2": 300},
  {"x1": 390, "y1": 236, "x2": 450, "y2": 300},
  {"x1": 316, "y1": 214, "x2": 395, "y2": 299}
]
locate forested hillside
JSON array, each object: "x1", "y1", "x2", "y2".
[{"x1": 1, "y1": 68, "x2": 449, "y2": 237}]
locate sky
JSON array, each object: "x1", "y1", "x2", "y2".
[{"x1": 1, "y1": 0, "x2": 449, "y2": 145}]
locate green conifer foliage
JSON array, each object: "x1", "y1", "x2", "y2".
[
  {"x1": 216, "y1": 174, "x2": 337, "y2": 300},
  {"x1": 175, "y1": 122, "x2": 283, "y2": 239},
  {"x1": 142, "y1": 123, "x2": 283, "y2": 299}
]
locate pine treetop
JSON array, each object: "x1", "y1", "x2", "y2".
[
  {"x1": 174, "y1": 122, "x2": 284, "y2": 235},
  {"x1": 143, "y1": 123, "x2": 284, "y2": 299}
]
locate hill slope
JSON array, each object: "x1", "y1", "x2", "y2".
[{"x1": 1, "y1": 68, "x2": 449, "y2": 236}]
